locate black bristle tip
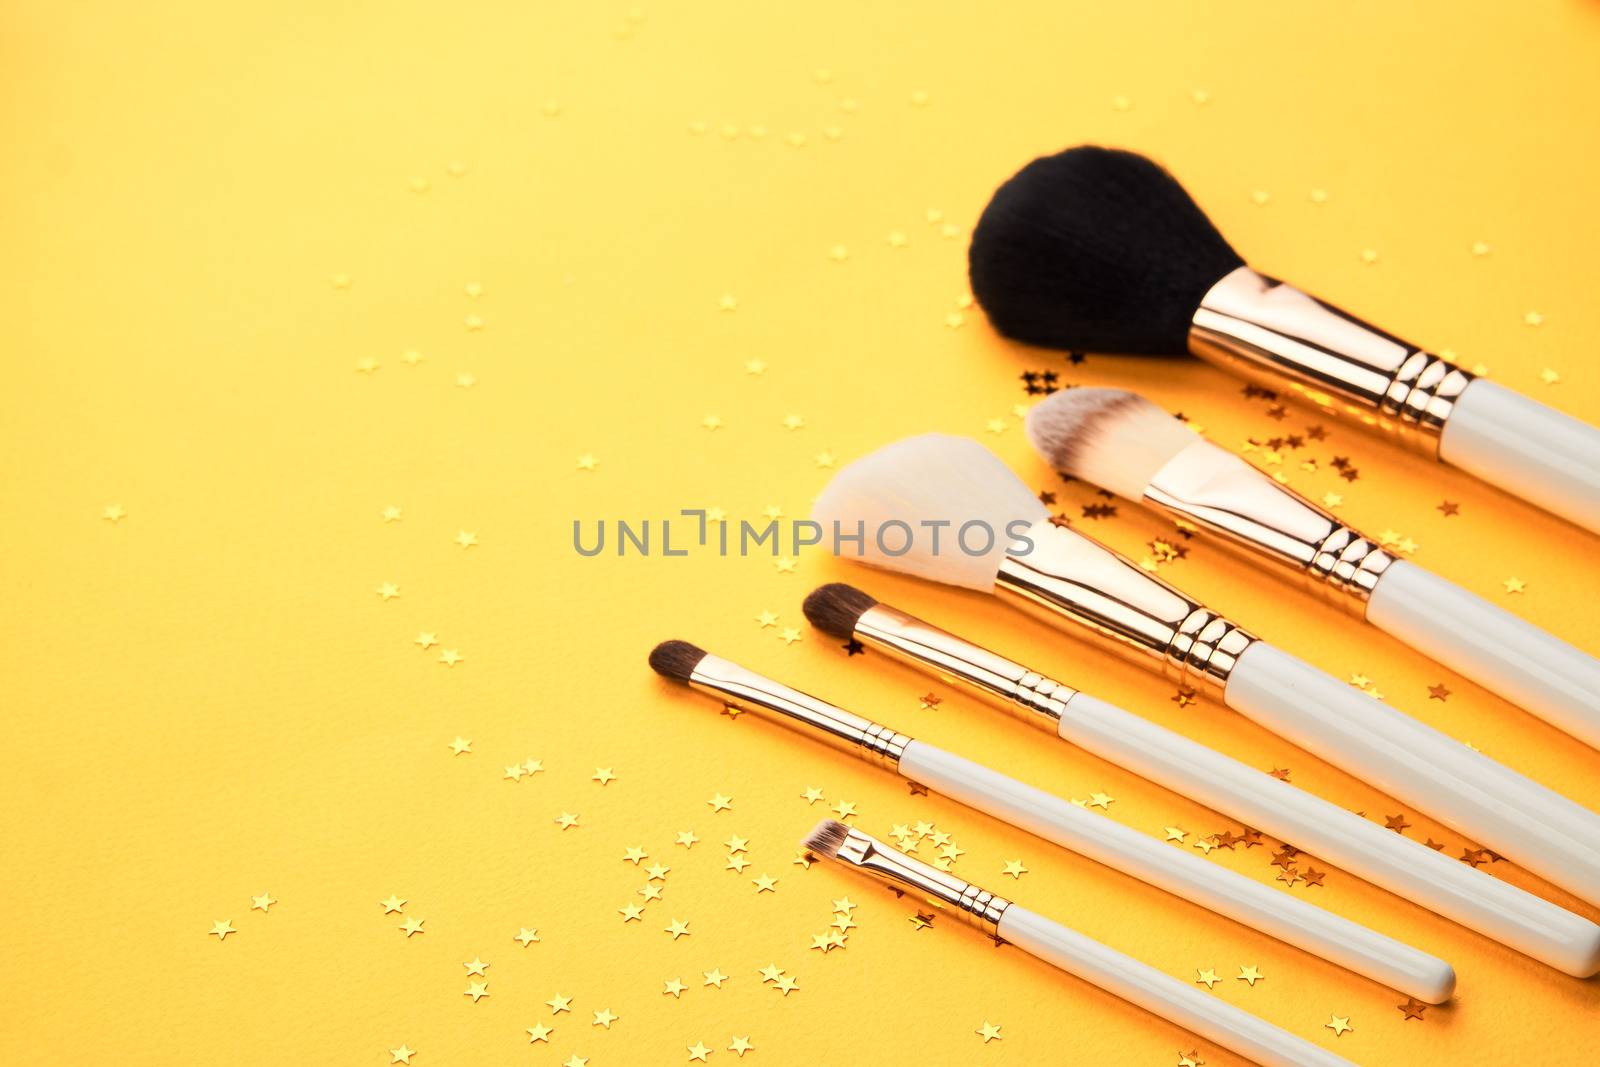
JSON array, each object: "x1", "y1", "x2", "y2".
[
  {"x1": 802, "y1": 584, "x2": 878, "y2": 639},
  {"x1": 800, "y1": 819, "x2": 851, "y2": 859},
  {"x1": 968, "y1": 145, "x2": 1244, "y2": 356},
  {"x1": 648, "y1": 640, "x2": 708, "y2": 683}
]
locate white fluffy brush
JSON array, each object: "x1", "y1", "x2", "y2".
[
  {"x1": 813, "y1": 431, "x2": 1600, "y2": 911},
  {"x1": 1025, "y1": 388, "x2": 1600, "y2": 756}
]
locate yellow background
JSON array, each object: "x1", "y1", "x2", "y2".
[{"x1": 3, "y1": 2, "x2": 1597, "y2": 1064}]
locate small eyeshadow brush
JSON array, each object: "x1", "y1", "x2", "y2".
[{"x1": 649, "y1": 640, "x2": 1455, "y2": 1002}]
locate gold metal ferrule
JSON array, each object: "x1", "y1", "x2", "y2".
[
  {"x1": 687, "y1": 654, "x2": 911, "y2": 768},
  {"x1": 1190, "y1": 266, "x2": 1474, "y2": 454},
  {"x1": 819, "y1": 825, "x2": 1011, "y2": 936},
  {"x1": 852, "y1": 602, "x2": 1075, "y2": 730},
  {"x1": 1145, "y1": 440, "x2": 1395, "y2": 611},
  {"x1": 994, "y1": 519, "x2": 1257, "y2": 692}
]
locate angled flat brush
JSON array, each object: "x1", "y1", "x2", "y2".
[
  {"x1": 968, "y1": 145, "x2": 1600, "y2": 532},
  {"x1": 804, "y1": 820, "x2": 1356, "y2": 1067},
  {"x1": 649, "y1": 640, "x2": 1455, "y2": 1001},
  {"x1": 803, "y1": 582, "x2": 1600, "y2": 976},
  {"x1": 1025, "y1": 387, "x2": 1600, "y2": 751},
  {"x1": 811, "y1": 433, "x2": 1600, "y2": 908}
]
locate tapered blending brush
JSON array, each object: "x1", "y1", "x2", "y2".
[
  {"x1": 803, "y1": 583, "x2": 1600, "y2": 976},
  {"x1": 968, "y1": 146, "x2": 1600, "y2": 532},
  {"x1": 804, "y1": 821, "x2": 1356, "y2": 1067},
  {"x1": 1025, "y1": 387, "x2": 1600, "y2": 751},
  {"x1": 649, "y1": 640, "x2": 1456, "y2": 1002},
  {"x1": 810, "y1": 434, "x2": 1600, "y2": 907}
]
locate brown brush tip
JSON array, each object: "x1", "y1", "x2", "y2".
[
  {"x1": 648, "y1": 640, "x2": 708, "y2": 683},
  {"x1": 802, "y1": 583, "x2": 878, "y2": 638},
  {"x1": 800, "y1": 818, "x2": 852, "y2": 859}
]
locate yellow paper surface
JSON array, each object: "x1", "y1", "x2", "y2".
[{"x1": 3, "y1": 2, "x2": 1598, "y2": 1064}]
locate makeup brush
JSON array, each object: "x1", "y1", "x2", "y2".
[
  {"x1": 804, "y1": 583, "x2": 1600, "y2": 976},
  {"x1": 649, "y1": 640, "x2": 1456, "y2": 1002},
  {"x1": 1024, "y1": 387, "x2": 1600, "y2": 751},
  {"x1": 968, "y1": 145, "x2": 1600, "y2": 533},
  {"x1": 804, "y1": 820, "x2": 1355, "y2": 1067},
  {"x1": 811, "y1": 434, "x2": 1600, "y2": 907}
]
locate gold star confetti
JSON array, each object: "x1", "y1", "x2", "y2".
[
  {"x1": 251, "y1": 892, "x2": 275, "y2": 913},
  {"x1": 527, "y1": 1024, "x2": 553, "y2": 1042},
  {"x1": 729, "y1": 1037, "x2": 753, "y2": 1057},
  {"x1": 547, "y1": 994, "x2": 573, "y2": 1014},
  {"x1": 101, "y1": 504, "x2": 127, "y2": 522},
  {"x1": 623, "y1": 846, "x2": 647, "y2": 865},
  {"x1": 782, "y1": 413, "x2": 806, "y2": 431},
  {"x1": 592, "y1": 767, "x2": 617, "y2": 786},
  {"x1": 1326, "y1": 1016, "x2": 1352, "y2": 1036},
  {"x1": 380, "y1": 895, "x2": 406, "y2": 914},
  {"x1": 576, "y1": 454, "x2": 597, "y2": 471},
  {"x1": 592, "y1": 1008, "x2": 617, "y2": 1029},
  {"x1": 523, "y1": 759, "x2": 544, "y2": 775},
  {"x1": 688, "y1": 1042, "x2": 712, "y2": 1062},
  {"x1": 646, "y1": 862, "x2": 671, "y2": 881},
  {"x1": 515, "y1": 927, "x2": 540, "y2": 946},
  {"x1": 703, "y1": 968, "x2": 728, "y2": 987},
  {"x1": 1236, "y1": 965, "x2": 1264, "y2": 986},
  {"x1": 775, "y1": 974, "x2": 800, "y2": 995},
  {"x1": 744, "y1": 358, "x2": 766, "y2": 375},
  {"x1": 665, "y1": 919, "x2": 690, "y2": 940},
  {"x1": 208, "y1": 920, "x2": 235, "y2": 941},
  {"x1": 401, "y1": 348, "x2": 423, "y2": 365},
  {"x1": 1398, "y1": 998, "x2": 1428, "y2": 1021},
  {"x1": 663, "y1": 977, "x2": 687, "y2": 998},
  {"x1": 331, "y1": 273, "x2": 352, "y2": 289},
  {"x1": 779, "y1": 627, "x2": 802, "y2": 645},
  {"x1": 640, "y1": 885, "x2": 663, "y2": 902},
  {"x1": 555, "y1": 812, "x2": 580, "y2": 829},
  {"x1": 414, "y1": 632, "x2": 437, "y2": 650},
  {"x1": 725, "y1": 855, "x2": 750, "y2": 873},
  {"x1": 400, "y1": 917, "x2": 425, "y2": 937},
  {"x1": 1195, "y1": 968, "x2": 1220, "y2": 989},
  {"x1": 1001, "y1": 859, "x2": 1028, "y2": 879},
  {"x1": 355, "y1": 356, "x2": 380, "y2": 374},
  {"x1": 1503, "y1": 577, "x2": 1526, "y2": 594},
  {"x1": 977, "y1": 1022, "x2": 1003, "y2": 1043},
  {"x1": 701, "y1": 414, "x2": 724, "y2": 431},
  {"x1": 454, "y1": 372, "x2": 476, "y2": 388},
  {"x1": 718, "y1": 294, "x2": 738, "y2": 311},
  {"x1": 801, "y1": 786, "x2": 824, "y2": 804},
  {"x1": 437, "y1": 649, "x2": 462, "y2": 667},
  {"x1": 675, "y1": 830, "x2": 699, "y2": 848},
  {"x1": 831, "y1": 800, "x2": 857, "y2": 819},
  {"x1": 751, "y1": 874, "x2": 777, "y2": 893},
  {"x1": 708, "y1": 793, "x2": 733, "y2": 813},
  {"x1": 792, "y1": 850, "x2": 812, "y2": 870},
  {"x1": 1088, "y1": 792, "x2": 1114, "y2": 809},
  {"x1": 463, "y1": 981, "x2": 490, "y2": 1003},
  {"x1": 505, "y1": 764, "x2": 525, "y2": 782},
  {"x1": 454, "y1": 530, "x2": 477, "y2": 548},
  {"x1": 463, "y1": 958, "x2": 489, "y2": 977},
  {"x1": 563, "y1": 1057, "x2": 587, "y2": 1067},
  {"x1": 1540, "y1": 368, "x2": 1560, "y2": 385},
  {"x1": 375, "y1": 582, "x2": 401, "y2": 601},
  {"x1": 1164, "y1": 827, "x2": 1187, "y2": 843},
  {"x1": 389, "y1": 1045, "x2": 414, "y2": 1064}
]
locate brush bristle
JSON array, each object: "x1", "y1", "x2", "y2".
[
  {"x1": 811, "y1": 434, "x2": 1049, "y2": 593},
  {"x1": 968, "y1": 145, "x2": 1244, "y2": 355},
  {"x1": 648, "y1": 640, "x2": 708, "y2": 683},
  {"x1": 802, "y1": 584, "x2": 878, "y2": 639},
  {"x1": 1026, "y1": 388, "x2": 1200, "y2": 499},
  {"x1": 800, "y1": 819, "x2": 852, "y2": 859}
]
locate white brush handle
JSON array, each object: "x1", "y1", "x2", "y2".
[
  {"x1": 1439, "y1": 378, "x2": 1600, "y2": 533},
  {"x1": 1059, "y1": 692, "x2": 1600, "y2": 976},
  {"x1": 1226, "y1": 642, "x2": 1600, "y2": 907},
  {"x1": 998, "y1": 904, "x2": 1355, "y2": 1067},
  {"x1": 896, "y1": 739, "x2": 1456, "y2": 1002},
  {"x1": 1367, "y1": 559, "x2": 1600, "y2": 751}
]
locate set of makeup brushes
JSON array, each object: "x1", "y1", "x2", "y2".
[{"x1": 648, "y1": 146, "x2": 1600, "y2": 1067}]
